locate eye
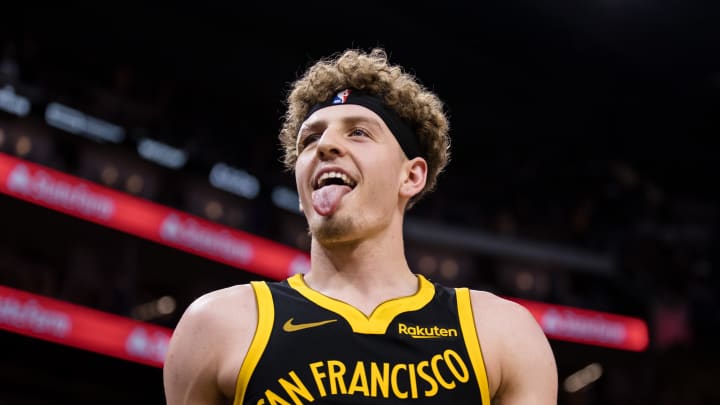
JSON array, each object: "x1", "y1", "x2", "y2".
[
  {"x1": 299, "y1": 133, "x2": 320, "y2": 150},
  {"x1": 349, "y1": 128, "x2": 370, "y2": 138}
]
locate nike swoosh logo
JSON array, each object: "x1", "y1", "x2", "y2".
[{"x1": 283, "y1": 318, "x2": 337, "y2": 332}]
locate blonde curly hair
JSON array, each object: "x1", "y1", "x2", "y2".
[{"x1": 278, "y1": 47, "x2": 451, "y2": 208}]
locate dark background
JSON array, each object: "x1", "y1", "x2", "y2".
[{"x1": 1, "y1": 2, "x2": 719, "y2": 403}]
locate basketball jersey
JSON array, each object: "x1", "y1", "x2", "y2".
[{"x1": 233, "y1": 274, "x2": 491, "y2": 404}]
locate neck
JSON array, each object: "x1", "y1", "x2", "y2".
[{"x1": 303, "y1": 217, "x2": 418, "y2": 315}]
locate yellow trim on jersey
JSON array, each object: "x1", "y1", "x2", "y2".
[
  {"x1": 234, "y1": 281, "x2": 274, "y2": 405},
  {"x1": 456, "y1": 288, "x2": 491, "y2": 405},
  {"x1": 287, "y1": 274, "x2": 435, "y2": 334}
]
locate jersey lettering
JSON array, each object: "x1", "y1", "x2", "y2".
[{"x1": 258, "y1": 349, "x2": 469, "y2": 403}]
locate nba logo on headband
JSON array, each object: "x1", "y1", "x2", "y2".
[{"x1": 332, "y1": 89, "x2": 352, "y2": 104}]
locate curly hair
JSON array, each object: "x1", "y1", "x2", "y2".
[{"x1": 278, "y1": 47, "x2": 451, "y2": 208}]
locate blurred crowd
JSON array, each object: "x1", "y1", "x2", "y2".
[{"x1": 1, "y1": 31, "x2": 719, "y2": 403}]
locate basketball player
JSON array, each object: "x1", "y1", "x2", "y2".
[{"x1": 163, "y1": 48, "x2": 558, "y2": 404}]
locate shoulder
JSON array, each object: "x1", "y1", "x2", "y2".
[
  {"x1": 163, "y1": 283, "x2": 261, "y2": 403},
  {"x1": 467, "y1": 289, "x2": 558, "y2": 404},
  {"x1": 169, "y1": 282, "x2": 260, "y2": 362},
  {"x1": 466, "y1": 289, "x2": 545, "y2": 367},
  {"x1": 179, "y1": 283, "x2": 258, "y2": 327},
  {"x1": 467, "y1": 289, "x2": 538, "y2": 330}
]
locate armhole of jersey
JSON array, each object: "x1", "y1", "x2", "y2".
[
  {"x1": 456, "y1": 287, "x2": 491, "y2": 405},
  {"x1": 233, "y1": 281, "x2": 274, "y2": 405}
]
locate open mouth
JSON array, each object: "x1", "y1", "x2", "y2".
[
  {"x1": 313, "y1": 171, "x2": 357, "y2": 190},
  {"x1": 310, "y1": 170, "x2": 357, "y2": 216}
]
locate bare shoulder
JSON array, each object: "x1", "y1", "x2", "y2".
[
  {"x1": 170, "y1": 283, "x2": 258, "y2": 350},
  {"x1": 179, "y1": 283, "x2": 257, "y2": 328},
  {"x1": 164, "y1": 283, "x2": 259, "y2": 404},
  {"x1": 468, "y1": 289, "x2": 558, "y2": 404},
  {"x1": 468, "y1": 289, "x2": 539, "y2": 329},
  {"x1": 467, "y1": 289, "x2": 543, "y2": 377}
]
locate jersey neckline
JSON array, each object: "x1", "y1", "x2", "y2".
[{"x1": 286, "y1": 273, "x2": 435, "y2": 334}]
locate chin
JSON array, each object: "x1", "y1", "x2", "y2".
[{"x1": 310, "y1": 215, "x2": 357, "y2": 245}]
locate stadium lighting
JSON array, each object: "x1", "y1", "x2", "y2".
[
  {"x1": 45, "y1": 102, "x2": 125, "y2": 143},
  {"x1": 209, "y1": 162, "x2": 260, "y2": 199},
  {"x1": 137, "y1": 137, "x2": 188, "y2": 169},
  {"x1": 0, "y1": 85, "x2": 30, "y2": 116}
]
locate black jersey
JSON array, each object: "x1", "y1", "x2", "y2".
[{"x1": 234, "y1": 274, "x2": 490, "y2": 404}]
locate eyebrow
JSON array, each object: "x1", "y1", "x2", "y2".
[{"x1": 300, "y1": 114, "x2": 385, "y2": 135}]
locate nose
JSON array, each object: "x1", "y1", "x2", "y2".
[{"x1": 315, "y1": 130, "x2": 346, "y2": 160}]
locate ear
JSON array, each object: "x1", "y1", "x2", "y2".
[
  {"x1": 399, "y1": 157, "x2": 427, "y2": 200},
  {"x1": 299, "y1": 201, "x2": 304, "y2": 213}
]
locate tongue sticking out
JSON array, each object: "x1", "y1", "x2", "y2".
[{"x1": 312, "y1": 184, "x2": 353, "y2": 216}]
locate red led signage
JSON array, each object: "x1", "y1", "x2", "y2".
[
  {"x1": 0, "y1": 152, "x2": 650, "y2": 358},
  {"x1": 0, "y1": 285, "x2": 172, "y2": 367}
]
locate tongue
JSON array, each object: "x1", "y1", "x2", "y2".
[{"x1": 312, "y1": 185, "x2": 352, "y2": 216}]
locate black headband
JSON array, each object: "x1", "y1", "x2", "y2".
[{"x1": 305, "y1": 89, "x2": 422, "y2": 159}]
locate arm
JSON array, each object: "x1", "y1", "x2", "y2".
[
  {"x1": 471, "y1": 291, "x2": 558, "y2": 405},
  {"x1": 163, "y1": 285, "x2": 257, "y2": 405}
]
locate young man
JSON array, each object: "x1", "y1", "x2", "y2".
[{"x1": 163, "y1": 48, "x2": 558, "y2": 404}]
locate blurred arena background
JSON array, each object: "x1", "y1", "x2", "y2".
[{"x1": 1, "y1": 3, "x2": 719, "y2": 404}]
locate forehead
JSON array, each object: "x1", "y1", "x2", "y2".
[{"x1": 300, "y1": 104, "x2": 388, "y2": 133}]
